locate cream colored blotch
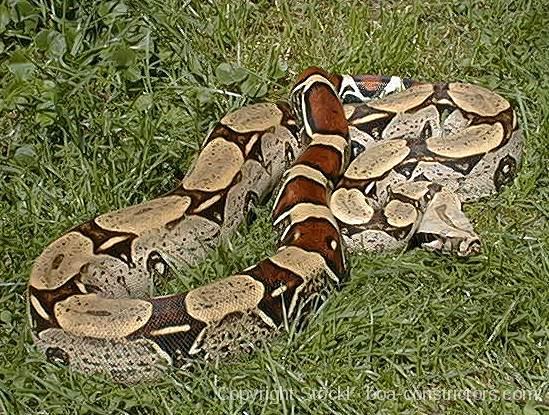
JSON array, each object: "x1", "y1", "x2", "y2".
[
  {"x1": 391, "y1": 181, "x2": 432, "y2": 201},
  {"x1": 426, "y1": 123, "x2": 504, "y2": 158},
  {"x1": 95, "y1": 195, "x2": 191, "y2": 234},
  {"x1": 186, "y1": 275, "x2": 265, "y2": 323},
  {"x1": 367, "y1": 84, "x2": 434, "y2": 113},
  {"x1": 448, "y1": 83, "x2": 510, "y2": 117},
  {"x1": 351, "y1": 112, "x2": 390, "y2": 127},
  {"x1": 270, "y1": 246, "x2": 338, "y2": 283},
  {"x1": 183, "y1": 138, "x2": 244, "y2": 192},
  {"x1": 54, "y1": 294, "x2": 153, "y2": 338},
  {"x1": 345, "y1": 139, "x2": 410, "y2": 181},
  {"x1": 30, "y1": 232, "x2": 94, "y2": 290},
  {"x1": 221, "y1": 103, "x2": 283, "y2": 133},
  {"x1": 384, "y1": 200, "x2": 418, "y2": 228},
  {"x1": 330, "y1": 188, "x2": 374, "y2": 226}
]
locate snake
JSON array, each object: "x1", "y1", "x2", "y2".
[{"x1": 26, "y1": 67, "x2": 522, "y2": 384}]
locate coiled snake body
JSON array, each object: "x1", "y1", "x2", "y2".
[{"x1": 27, "y1": 67, "x2": 522, "y2": 383}]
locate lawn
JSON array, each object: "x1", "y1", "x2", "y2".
[{"x1": 0, "y1": 0, "x2": 548, "y2": 413}]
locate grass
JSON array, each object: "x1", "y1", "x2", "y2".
[{"x1": 0, "y1": 0, "x2": 548, "y2": 413}]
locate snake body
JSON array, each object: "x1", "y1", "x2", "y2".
[{"x1": 27, "y1": 67, "x2": 522, "y2": 383}]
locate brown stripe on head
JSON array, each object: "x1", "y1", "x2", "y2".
[
  {"x1": 272, "y1": 176, "x2": 328, "y2": 219},
  {"x1": 280, "y1": 217, "x2": 345, "y2": 278}
]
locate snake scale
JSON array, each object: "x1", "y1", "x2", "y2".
[{"x1": 27, "y1": 67, "x2": 522, "y2": 384}]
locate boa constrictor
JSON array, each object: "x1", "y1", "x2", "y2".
[{"x1": 27, "y1": 67, "x2": 522, "y2": 384}]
